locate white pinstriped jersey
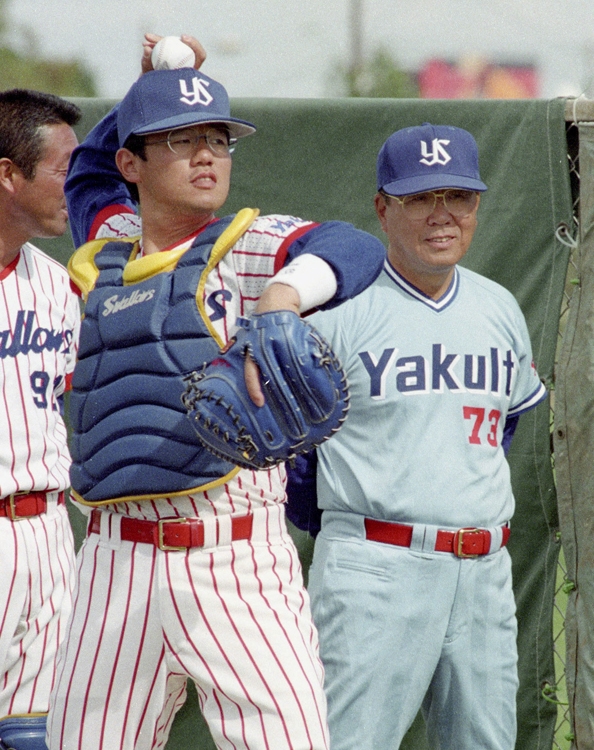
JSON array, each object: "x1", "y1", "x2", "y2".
[
  {"x1": 311, "y1": 261, "x2": 547, "y2": 529},
  {"x1": 49, "y1": 212, "x2": 330, "y2": 750},
  {"x1": 84, "y1": 213, "x2": 316, "y2": 522},
  {"x1": 0, "y1": 243, "x2": 80, "y2": 497}
]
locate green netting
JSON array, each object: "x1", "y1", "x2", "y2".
[
  {"x1": 555, "y1": 121, "x2": 594, "y2": 750},
  {"x1": 38, "y1": 96, "x2": 573, "y2": 750}
]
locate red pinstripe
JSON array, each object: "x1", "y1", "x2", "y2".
[
  {"x1": 161, "y1": 624, "x2": 249, "y2": 750},
  {"x1": 252, "y1": 536, "x2": 326, "y2": 737},
  {"x1": 133, "y1": 647, "x2": 166, "y2": 748},
  {"x1": 0, "y1": 506, "x2": 74, "y2": 718},
  {"x1": 15, "y1": 254, "x2": 41, "y2": 488},
  {"x1": 208, "y1": 550, "x2": 279, "y2": 749},
  {"x1": 123, "y1": 545, "x2": 158, "y2": 750},
  {"x1": 99, "y1": 537, "x2": 136, "y2": 749},
  {"x1": 208, "y1": 688, "x2": 240, "y2": 750},
  {"x1": 26, "y1": 517, "x2": 57, "y2": 712},
  {"x1": 51, "y1": 509, "x2": 73, "y2": 700},
  {"x1": 56, "y1": 540, "x2": 100, "y2": 750},
  {"x1": 0, "y1": 522, "x2": 20, "y2": 655},
  {"x1": 224, "y1": 546, "x2": 298, "y2": 748},
  {"x1": 172, "y1": 553, "x2": 262, "y2": 736},
  {"x1": 79, "y1": 547, "x2": 117, "y2": 750},
  {"x1": 149, "y1": 676, "x2": 186, "y2": 750},
  {"x1": 251, "y1": 532, "x2": 324, "y2": 738}
]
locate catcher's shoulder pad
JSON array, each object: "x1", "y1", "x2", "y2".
[
  {"x1": 68, "y1": 236, "x2": 139, "y2": 298},
  {"x1": 182, "y1": 310, "x2": 350, "y2": 470}
]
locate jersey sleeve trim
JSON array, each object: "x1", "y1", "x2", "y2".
[
  {"x1": 88, "y1": 204, "x2": 138, "y2": 241},
  {"x1": 507, "y1": 380, "x2": 547, "y2": 417},
  {"x1": 0, "y1": 252, "x2": 21, "y2": 280},
  {"x1": 272, "y1": 222, "x2": 319, "y2": 275}
]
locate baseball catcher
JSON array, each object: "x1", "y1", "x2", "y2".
[{"x1": 183, "y1": 310, "x2": 350, "y2": 469}]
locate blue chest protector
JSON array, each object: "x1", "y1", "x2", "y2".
[{"x1": 69, "y1": 213, "x2": 253, "y2": 505}]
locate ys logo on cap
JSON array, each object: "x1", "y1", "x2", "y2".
[
  {"x1": 420, "y1": 138, "x2": 451, "y2": 166},
  {"x1": 179, "y1": 77, "x2": 214, "y2": 107}
]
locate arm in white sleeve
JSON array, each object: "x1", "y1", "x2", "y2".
[{"x1": 265, "y1": 253, "x2": 337, "y2": 313}]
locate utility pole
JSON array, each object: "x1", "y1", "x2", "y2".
[
  {"x1": 583, "y1": 41, "x2": 594, "y2": 98},
  {"x1": 349, "y1": 0, "x2": 364, "y2": 94}
]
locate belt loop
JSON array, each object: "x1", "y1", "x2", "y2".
[
  {"x1": 489, "y1": 526, "x2": 503, "y2": 553},
  {"x1": 409, "y1": 524, "x2": 424, "y2": 552},
  {"x1": 201, "y1": 516, "x2": 218, "y2": 550},
  {"x1": 216, "y1": 515, "x2": 232, "y2": 547},
  {"x1": 99, "y1": 512, "x2": 122, "y2": 550},
  {"x1": 409, "y1": 524, "x2": 435, "y2": 552},
  {"x1": 421, "y1": 525, "x2": 438, "y2": 553}
]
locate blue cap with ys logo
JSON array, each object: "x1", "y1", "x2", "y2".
[
  {"x1": 117, "y1": 68, "x2": 256, "y2": 147},
  {"x1": 377, "y1": 122, "x2": 487, "y2": 196}
]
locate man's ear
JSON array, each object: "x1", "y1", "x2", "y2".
[
  {"x1": 115, "y1": 148, "x2": 141, "y2": 184},
  {"x1": 374, "y1": 192, "x2": 388, "y2": 232},
  {"x1": 0, "y1": 158, "x2": 21, "y2": 194}
]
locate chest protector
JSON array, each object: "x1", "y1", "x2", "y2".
[{"x1": 69, "y1": 209, "x2": 258, "y2": 505}]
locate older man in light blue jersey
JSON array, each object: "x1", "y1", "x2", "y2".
[{"x1": 301, "y1": 123, "x2": 547, "y2": 750}]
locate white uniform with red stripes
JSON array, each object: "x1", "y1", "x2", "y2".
[
  {"x1": 48, "y1": 215, "x2": 330, "y2": 750},
  {"x1": 0, "y1": 243, "x2": 79, "y2": 719}
]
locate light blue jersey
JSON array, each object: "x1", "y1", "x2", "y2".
[
  {"x1": 308, "y1": 259, "x2": 546, "y2": 750},
  {"x1": 310, "y1": 260, "x2": 546, "y2": 529}
]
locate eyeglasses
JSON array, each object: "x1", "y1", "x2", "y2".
[
  {"x1": 386, "y1": 189, "x2": 479, "y2": 220},
  {"x1": 146, "y1": 128, "x2": 237, "y2": 158}
]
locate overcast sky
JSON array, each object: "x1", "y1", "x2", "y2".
[{"x1": 6, "y1": 0, "x2": 594, "y2": 100}]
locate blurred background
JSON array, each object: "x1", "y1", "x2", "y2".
[{"x1": 2, "y1": 0, "x2": 594, "y2": 100}]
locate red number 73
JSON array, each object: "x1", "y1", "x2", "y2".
[{"x1": 463, "y1": 406, "x2": 501, "y2": 447}]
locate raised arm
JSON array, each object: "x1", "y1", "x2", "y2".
[{"x1": 65, "y1": 33, "x2": 207, "y2": 247}]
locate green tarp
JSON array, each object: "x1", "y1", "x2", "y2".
[{"x1": 39, "y1": 96, "x2": 573, "y2": 749}]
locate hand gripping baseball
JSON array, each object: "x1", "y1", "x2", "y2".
[{"x1": 182, "y1": 310, "x2": 350, "y2": 469}]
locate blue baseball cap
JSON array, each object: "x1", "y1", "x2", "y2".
[
  {"x1": 377, "y1": 123, "x2": 487, "y2": 196},
  {"x1": 117, "y1": 69, "x2": 256, "y2": 147}
]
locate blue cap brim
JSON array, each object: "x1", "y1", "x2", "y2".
[
  {"x1": 382, "y1": 174, "x2": 487, "y2": 196},
  {"x1": 133, "y1": 113, "x2": 256, "y2": 140}
]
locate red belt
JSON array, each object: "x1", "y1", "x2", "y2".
[
  {"x1": 88, "y1": 509, "x2": 254, "y2": 551},
  {"x1": 0, "y1": 490, "x2": 65, "y2": 520},
  {"x1": 364, "y1": 518, "x2": 510, "y2": 558}
]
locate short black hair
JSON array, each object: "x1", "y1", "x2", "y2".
[
  {"x1": 120, "y1": 133, "x2": 148, "y2": 204},
  {"x1": 0, "y1": 89, "x2": 81, "y2": 180},
  {"x1": 123, "y1": 132, "x2": 148, "y2": 161}
]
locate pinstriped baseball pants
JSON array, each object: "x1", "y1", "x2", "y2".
[
  {"x1": 47, "y1": 504, "x2": 329, "y2": 750},
  {"x1": 0, "y1": 499, "x2": 75, "y2": 718}
]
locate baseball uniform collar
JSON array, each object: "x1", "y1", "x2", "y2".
[{"x1": 383, "y1": 259, "x2": 460, "y2": 312}]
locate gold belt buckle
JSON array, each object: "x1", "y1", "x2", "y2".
[
  {"x1": 455, "y1": 527, "x2": 482, "y2": 558},
  {"x1": 157, "y1": 517, "x2": 191, "y2": 551},
  {"x1": 7, "y1": 493, "x2": 36, "y2": 521}
]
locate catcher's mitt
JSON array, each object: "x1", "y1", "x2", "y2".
[{"x1": 182, "y1": 310, "x2": 350, "y2": 469}]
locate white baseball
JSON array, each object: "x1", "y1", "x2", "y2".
[{"x1": 151, "y1": 36, "x2": 196, "y2": 70}]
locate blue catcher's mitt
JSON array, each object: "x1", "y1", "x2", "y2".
[{"x1": 182, "y1": 310, "x2": 350, "y2": 470}]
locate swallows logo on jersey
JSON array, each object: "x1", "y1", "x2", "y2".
[
  {"x1": 179, "y1": 77, "x2": 214, "y2": 107},
  {"x1": 102, "y1": 288, "x2": 156, "y2": 316},
  {"x1": 420, "y1": 138, "x2": 452, "y2": 166},
  {"x1": 0, "y1": 310, "x2": 73, "y2": 358}
]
